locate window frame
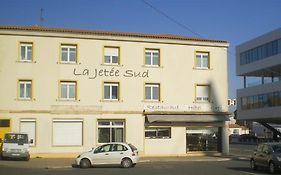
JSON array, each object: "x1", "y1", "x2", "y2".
[
  {"x1": 103, "y1": 46, "x2": 120, "y2": 65},
  {"x1": 144, "y1": 83, "x2": 160, "y2": 101},
  {"x1": 18, "y1": 80, "x2": 33, "y2": 100},
  {"x1": 20, "y1": 119, "x2": 36, "y2": 146},
  {"x1": 145, "y1": 127, "x2": 171, "y2": 139},
  {"x1": 103, "y1": 82, "x2": 120, "y2": 101},
  {"x1": 19, "y1": 42, "x2": 33, "y2": 62},
  {"x1": 144, "y1": 48, "x2": 160, "y2": 67},
  {"x1": 195, "y1": 84, "x2": 210, "y2": 102},
  {"x1": 97, "y1": 120, "x2": 125, "y2": 144},
  {"x1": 60, "y1": 44, "x2": 77, "y2": 64},
  {"x1": 59, "y1": 81, "x2": 77, "y2": 101},
  {"x1": 195, "y1": 51, "x2": 210, "y2": 69}
]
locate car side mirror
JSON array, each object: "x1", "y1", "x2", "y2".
[{"x1": 29, "y1": 139, "x2": 34, "y2": 144}]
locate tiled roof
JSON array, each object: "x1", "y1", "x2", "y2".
[{"x1": 0, "y1": 25, "x2": 228, "y2": 43}]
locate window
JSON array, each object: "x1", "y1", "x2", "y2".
[
  {"x1": 240, "y1": 38, "x2": 281, "y2": 65},
  {"x1": 241, "y1": 97, "x2": 247, "y2": 110},
  {"x1": 195, "y1": 52, "x2": 209, "y2": 69},
  {"x1": 196, "y1": 85, "x2": 210, "y2": 102},
  {"x1": 52, "y1": 119, "x2": 83, "y2": 146},
  {"x1": 18, "y1": 80, "x2": 32, "y2": 100},
  {"x1": 103, "y1": 82, "x2": 119, "y2": 100},
  {"x1": 233, "y1": 129, "x2": 239, "y2": 134},
  {"x1": 112, "y1": 144, "x2": 128, "y2": 151},
  {"x1": 61, "y1": 45, "x2": 77, "y2": 63},
  {"x1": 104, "y1": 47, "x2": 119, "y2": 65},
  {"x1": 145, "y1": 49, "x2": 160, "y2": 66},
  {"x1": 145, "y1": 127, "x2": 171, "y2": 139},
  {"x1": 60, "y1": 81, "x2": 77, "y2": 100},
  {"x1": 98, "y1": 120, "x2": 125, "y2": 143},
  {"x1": 145, "y1": 83, "x2": 160, "y2": 101},
  {"x1": 0, "y1": 119, "x2": 10, "y2": 127},
  {"x1": 20, "y1": 119, "x2": 36, "y2": 146},
  {"x1": 186, "y1": 128, "x2": 218, "y2": 151},
  {"x1": 20, "y1": 43, "x2": 33, "y2": 62},
  {"x1": 94, "y1": 144, "x2": 112, "y2": 153}
]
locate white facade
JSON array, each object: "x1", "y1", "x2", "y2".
[
  {"x1": 236, "y1": 28, "x2": 281, "y2": 123},
  {"x1": 228, "y1": 124, "x2": 249, "y2": 136},
  {"x1": 0, "y1": 25, "x2": 229, "y2": 157}
]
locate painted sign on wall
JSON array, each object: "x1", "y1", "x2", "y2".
[
  {"x1": 73, "y1": 67, "x2": 149, "y2": 79},
  {"x1": 144, "y1": 104, "x2": 225, "y2": 112}
]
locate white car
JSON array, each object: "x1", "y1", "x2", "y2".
[{"x1": 75, "y1": 143, "x2": 139, "y2": 168}]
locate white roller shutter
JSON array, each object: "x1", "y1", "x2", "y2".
[
  {"x1": 104, "y1": 47, "x2": 119, "y2": 56},
  {"x1": 53, "y1": 119, "x2": 83, "y2": 146},
  {"x1": 196, "y1": 85, "x2": 209, "y2": 101},
  {"x1": 20, "y1": 119, "x2": 36, "y2": 146}
]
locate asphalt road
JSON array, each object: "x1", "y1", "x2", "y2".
[{"x1": 0, "y1": 159, "x2": 277, "y2": 175}]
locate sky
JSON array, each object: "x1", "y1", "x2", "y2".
[{"x1": 0, "y1": 0, "x2": 281, "y2": 99}]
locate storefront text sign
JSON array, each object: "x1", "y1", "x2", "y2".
[
  {"x1": 73, "y1": 67, "x2": 149, "y2": 79},
  {"x1": 144, "y1": 104, "x2": 225, "y2": 112}
]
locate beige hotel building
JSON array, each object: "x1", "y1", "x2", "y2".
[{"x1": 0, "y1": 25, "x2": 230, "y2": 157}]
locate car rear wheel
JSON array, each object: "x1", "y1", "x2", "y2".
[
  {"x1": 269, "y1": 162, "x2": 275, "y2": 174},
  {"x1": 250, "y1": 159, "x2": 257, "y2": 170},
  {"x1": 121, "y1": 158, "x2": 133, "y2": 168},
  {"x1": 80, "y1": 158, "x2": 91, "y2": 168}
]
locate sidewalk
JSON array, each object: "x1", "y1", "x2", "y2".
[{"x1": 0, "y1": 144, "x2": 254, "y2": 169}]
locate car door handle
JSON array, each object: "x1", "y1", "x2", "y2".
[
  {"x1": 120, "y1": 152, "x2": 124, "y2": 154},
  {"x1": 105, "y1": 153, "x2": 109, "y2": 155}
]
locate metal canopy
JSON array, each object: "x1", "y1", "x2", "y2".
[{"x1": 146, "y1": 114, "x2": 229, "y2": 123}]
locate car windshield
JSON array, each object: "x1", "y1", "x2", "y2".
[
  {"x1": 4, "y1": 133, "x2": 28, "y2": 144},
  {"x1": 272, "y1": 144, "x2": 281, "y2": 153}
]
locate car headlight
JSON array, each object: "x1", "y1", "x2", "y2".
[
  {"x1": 22, "y1": 148, "x2": 29, "y2": 153},
  {"x1": 2, "y1": 147, "x2": 8, "y2": 152}
]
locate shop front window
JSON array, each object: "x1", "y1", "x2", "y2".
[
  {"x1": 186, "y1": 128, "x2": 218, "y2": 152},
  {"x1": 98, "y1": 120, "x2": 125, "y2": 143}
]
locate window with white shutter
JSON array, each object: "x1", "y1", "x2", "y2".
[
  {"x1": 196, "y1": 85, "x2": 210, "y2": 102},
  {"x1": 104, "y1": 47, "x2": 119, "y2": 65}
]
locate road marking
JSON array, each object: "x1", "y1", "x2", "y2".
[
  {"x1": 139, "y1": 160, "x2": 151, "y2": 163},
  {"x1": 238, "y1": 171, "x2": 263, "y2": 175},
  {"x1": 45, "y1": 165, "x2": 72, "y2": 169},
  {"x1": 139, "y1": 158, "x2": 232, "y2": 163}
]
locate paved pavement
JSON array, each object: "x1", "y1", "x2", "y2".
[
  {"x1": 229, "y1": 143, "x2": 256, "y2": 158},
  {"x1": 0, "y1": 144, "x2": 255, "y2": 169}
]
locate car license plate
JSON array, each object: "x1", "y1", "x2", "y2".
[{"x1": 12, "y1": 153, "x2": 20, "y2": 156}]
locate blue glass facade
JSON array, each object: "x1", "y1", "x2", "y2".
[
  {"x1": 241, "y1": 90, "x2": 281, "y2": 110},
  {"x1": 240, "y1": 38, "x2": 281, "y2": 65}
]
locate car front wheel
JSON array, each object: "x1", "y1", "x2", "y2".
[
  {"x1": 250, "y1": 159, "x2": 257, "y2": 170},
  {"x1": 80, "y1": 158, "x2": 91, "y2": 168},
  {"x1": 121, "y1": 158, "x2": 133, "y2": 168},
  {"x1": 269, "y1": 162, "x2": 275, "y2": 174}
]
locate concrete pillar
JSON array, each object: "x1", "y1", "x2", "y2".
[{"x1": 221, "y1": 121, "x2": 229, "y2": 155}]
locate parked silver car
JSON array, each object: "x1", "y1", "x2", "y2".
[
  {"x1": 250, "y1": 142, "x2": 281, "y2": 173},
  {"x1": 75, "y1": 143, "x2": 139, "y2": 168}
]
